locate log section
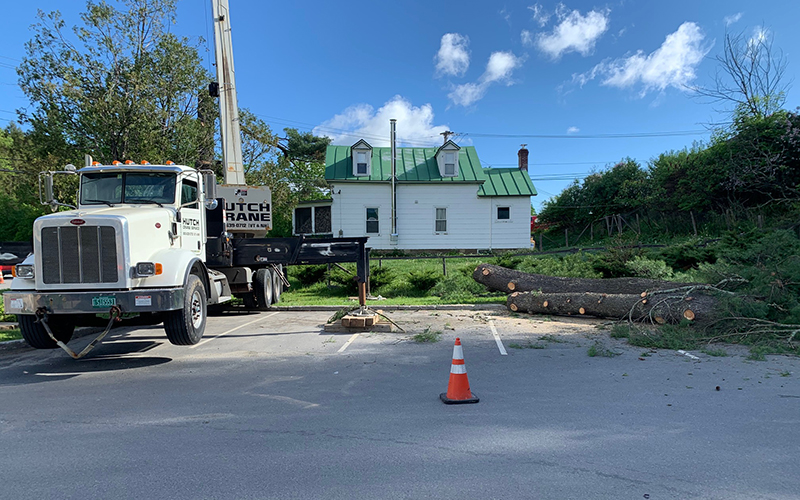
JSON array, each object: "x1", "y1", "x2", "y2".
[
  {"x1": 474, "y1": 263, "x2": 695, "y2": 295},
  {"x1": 507, "y1": 291, "x2": 719, "y2": 325}
]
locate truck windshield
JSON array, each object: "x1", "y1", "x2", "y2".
[{"x1": 80, "y1": 172, "x2": 176, "y2": 206}]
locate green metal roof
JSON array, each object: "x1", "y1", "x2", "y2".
[
  {"x1": 325, "y1": 145, "x2": 484, "y2": 183},
  {"x1": 477, "y1": 168, "x2": 538, "y2": 197},
  {"x1": 325, "y1": 145, "x2": 536, "y2": 196}
]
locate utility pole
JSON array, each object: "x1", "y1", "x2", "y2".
[{"x1": 440, "y1": 130, "x2": 455, "y2": 144}]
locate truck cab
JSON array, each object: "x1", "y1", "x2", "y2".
[{"x1": 5, "y1": 162, "x2": 231, "y2": 349}]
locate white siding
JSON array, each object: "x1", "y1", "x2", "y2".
[
  {"x1": 330, "y1": 183, "x2": 531, "y2": 250},
  {"x1": 489, "y1": 197, "x2": 533, "y2": 249},
  {"x1": 331, "y1": 184, "x2": 392, "y2": 247}
]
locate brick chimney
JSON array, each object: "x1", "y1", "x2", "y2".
[{"x1": 518, "y1": 144, "x2": 529, "y2": 171}]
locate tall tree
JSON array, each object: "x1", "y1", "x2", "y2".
[
  {"x1": 238, "y1": 110, "x2": 330, "y2": 236},
  {"x1": 694, "y1": 28, "x2": 790, "y2": 120},
  {"x1": 17, "y1": 0, "x2": 213, "y2": 165}
]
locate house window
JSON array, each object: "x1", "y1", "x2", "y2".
[
  {"x1": 355, "y1": 151, "x2": 369, "y2": 176},
  {"x1": 435, "y1": 207, "x2": 447, "y2": 233},
  {"x1": 497, "y1": 206, "x2": 510, "y2": 220},
  {"x1": 293, "y1": 206, "x2": 332, "y2": 235},
  {"x1": 444, "y1": 152, "x2": 456, "y2": 176},
  {"x1": 314, "y1": 206, "x2": 331, "y2": 233},
  {"x1": 295, "y1": 207, "x2": 312, "y2": 234},
  {"x1": 366, "y1": 207, "x2": 379, "y2": 234}
]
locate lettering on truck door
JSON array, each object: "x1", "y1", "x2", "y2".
[{"x1": 180, "y1": 178, "x2": 204, "y2": 255}]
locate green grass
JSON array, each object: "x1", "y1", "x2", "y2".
[
  {"x1": 587, "y1": 342, "x2": 621, "y2": 357},
  {"x1": 0, "y1": 328, "x2": 21, "y2": 342},
  {"x1": 411, "y1": 327, "x2": 442, "y2": 343},
  {"x1": 701, "y1": 348, "x2": 728, "y2": 357},
  {"x1": 281, "y1": 258, "x2": 506, "y2": 307},
  {"x1": 747, "y1": 346, "x2": 771, "y2": 361},
  {"x1": 610, "y1": 324, "x2": 631, "y2": 339}
]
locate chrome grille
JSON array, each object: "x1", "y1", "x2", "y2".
[{"x1": 41, "y1": 225, "x2": 119, "y2": 284}]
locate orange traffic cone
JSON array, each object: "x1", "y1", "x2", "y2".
[{"x1": 440, "y1": 337, "x2": 479, "y2": 404}]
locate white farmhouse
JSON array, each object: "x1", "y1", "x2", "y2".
[{"x1": 295, "y1": 141, "x2": 536, "y2": 251}]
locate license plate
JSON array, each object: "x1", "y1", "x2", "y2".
[{"x1": 92, "y1": 296, "x2": 117, "y2": 308}]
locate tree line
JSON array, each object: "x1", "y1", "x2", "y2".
[
  {"x1": 0, "y1": 0, "x2": 329, "y2": 241},
  {"x1": 539, "y1": 29, "x2": 798, "y2": 238}
]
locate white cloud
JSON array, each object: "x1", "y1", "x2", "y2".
[
  {"x1": 448, "y1": 83, "x2": 486, "y2": 107},
  {"x1": 314, "y1": 96, "x2": 449, "y2": 147},
  {"x1": 724, "y1": 13, "x2": 742, "y2": 26},
  {"x1": 484, "y1": 52, "x2": 522, "y2": 83},
  {"x1": 435, "y1": 33, "x2": 470, "y2": 77},
  {"x1": 448, "y1": 51, "x2": 524, "y2": 106},
  {"x1": 573, "y1": 22, "x2": 711, "y2": 94},
  {"x1": 521, "y1": 29, "x2": 534, "y2": 46},
  {"x1": 567, "y1": 126, "x2": 580, "y2": 134},
  {"x1": 749, "y1": 26, "x2": 769, "y2": 47},
  {"x1": 529, "y1": 3, "x2": 551, "y2": 27},
  {"x1": 533, "y1": 6, "x2": 610, "y2": 58}
]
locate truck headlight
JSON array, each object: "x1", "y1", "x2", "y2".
[
  {"x1": 134, "y1": 262, "x2": 156, "y2": 277},
  {"x1": 15, "y1": 265, "x2": 34, "y2": 279}
]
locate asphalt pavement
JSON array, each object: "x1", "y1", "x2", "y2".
[{"x1": 0, "y1": 308, "x2": 798, "y2": 499}]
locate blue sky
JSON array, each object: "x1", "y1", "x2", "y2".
[{"x1": 1, "y1": 1, "x2": 799, "y2": 210}]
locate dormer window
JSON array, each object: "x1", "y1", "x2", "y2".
[
  {"x1": 356, "y1": 151, "x2": 368, "y2": 175},
  {"x1": 444, "y1": 152, "x2": 456, "y2": 176},
  {"x1": 351, "y1": 139, "x2": 372, "y2": 177},
  {"x1": 436, "y1": 140, "x2": 460, "y2": 178}
]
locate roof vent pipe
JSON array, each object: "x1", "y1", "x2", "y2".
[{"x1": 390, "y1": 119, "x2": 398, "y2": 244}]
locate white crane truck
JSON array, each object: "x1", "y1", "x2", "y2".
[
  {"x1": 4, "y1": 162, "x2": 368, "y2": 352},
  {"x1": 4, "y1": 0, "x2": 370, "y2": 355}
]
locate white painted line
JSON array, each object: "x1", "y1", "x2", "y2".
[
  {"x1": 191, "y1": 311, "x2": 279, "y2": 348},
  {"x1": 489, "y1": 320, "x2": 508, "y2": 356},
  {"x1": 677, "y1": 349, "x2": 700, "y2": 360},
  {"x1": 337, "y1": 333, "x2": 360, "y2": 353}
]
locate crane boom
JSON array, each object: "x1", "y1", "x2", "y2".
[{"x1": 212, "y1": 0, "x2": 245, "y2": 185}]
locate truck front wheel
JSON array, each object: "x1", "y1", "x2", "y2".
[
  {"x1": 164, "y1": 274, "x2": 206, "y2": 345},
  {"x1": 18, "y1": 314, "x2": 75, "y2": 349}
]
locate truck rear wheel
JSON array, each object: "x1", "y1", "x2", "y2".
[
  {"x1": 18, "y1": 314, "x2": 75, "y2": 349},
  {"x1": 164, "y1": 274, "x2": 206, "y2": 345},
  {"x1": 272, "y1": 265, "x2": 282, "y2": 304},
  {"x1": 252, "y1": 268, "x2": 273, "y2": 310}
]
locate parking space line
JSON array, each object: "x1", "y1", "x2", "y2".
[
  {"x1": 337, "y1": 333, "x2": 359, "y2": 353},
  {"x1": 191, "y1": 311, "x2": 280, "y2": 348},
  {"x1": 489, "y1": 320, "x2": 508, "y2": 356}
]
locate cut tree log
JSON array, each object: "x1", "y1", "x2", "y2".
[
  {"x1": 507, "y1": 291, "x2": 720, "y2": 325},
  {"x1": 473, "y1": 263, "x2": 695, "y2": 295}
]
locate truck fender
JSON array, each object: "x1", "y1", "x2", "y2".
[
  {"x1": 183, "y1": 258, "x2": 211, "y2": 299},
  {"x1": 147, "y1": 249, "x2": 210, "y2": 298}
]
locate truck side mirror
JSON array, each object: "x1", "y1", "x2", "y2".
[
  {"x1": 203, "y1": 171, "x2": 218, "y2": 210},
  {"x1": 44, "y1": 174, "x2": 54, "y2": 204}
]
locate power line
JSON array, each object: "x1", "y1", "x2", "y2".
[
  {"x1": 463, "y1": 130, "x2": 709, "y2": 139},
  {"x1": 485, "y1": 160, "x2": 619, "y2": 167}
]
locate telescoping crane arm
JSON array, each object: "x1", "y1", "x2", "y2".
[{"x1": 212, "y1": 0, "x2": 245, "y2": 186}]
